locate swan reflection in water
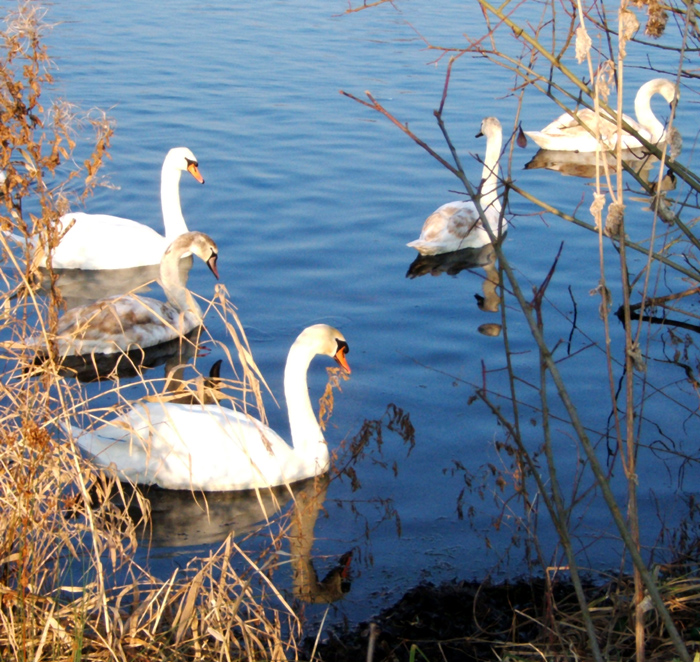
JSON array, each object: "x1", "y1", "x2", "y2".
[
  {"x1": 524, "y1": 145, "x2": 680, "y2": 224},
  {"x1": 407, "y1": 243, "x2": 503, "y2": 337},
  {"x1": 114, "y1": 474, "x2": 352, "y2": 605},
  {"x1": 41, "y1": 326, "x2": 202, "y2": 382},
  {"x1": 39, "y1": 256, "x2": 193, "y2": 309},
  {"x1": 524, "y1": 147, "x2": 668, "y2": 181}
]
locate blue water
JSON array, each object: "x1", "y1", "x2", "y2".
[{"x1": 27, "y1": 0, "x2": 700, "y2": 622}]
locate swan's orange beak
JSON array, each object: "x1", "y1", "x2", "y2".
[
  {"x1": 334, "y1": 346, "x2": 351, "y2": 374},
  {"x1": 187, "y1": 161, "x2": 205, "y2": 184}
]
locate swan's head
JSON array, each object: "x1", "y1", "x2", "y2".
[
  {"x1": 166, "y1": 231, "x2": 219, "y2": 279},
  {"x1": 165, "y1": 147, "x2": 205, "y2": 184},
  {"x1": 639, "y1": 78, "x2": 678, "y2": 105},
  {"x1": 476, "y1": 116, "x2": 502, "y2": 139},
  {"x1": 294, "y1": 324, "x2": 351, "y2": 373}
]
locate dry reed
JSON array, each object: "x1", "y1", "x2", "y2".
[{"x1": 0, "y1": 5, "x2": 310, "y2": 660}]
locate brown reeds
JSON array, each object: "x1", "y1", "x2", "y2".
[{"x1": 0, "y1": 5, "x2": 310, "y2": 660}]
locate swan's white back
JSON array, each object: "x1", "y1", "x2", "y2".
[{"x1": 50, "y1": 213, "x2": 172, "y2": 270}]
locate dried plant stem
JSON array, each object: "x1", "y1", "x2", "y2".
[
  {"x1": 342, "y1": 35, "x2": 691, "y2": 662},
  {"x1": 490, "y1": 233, "x2": 690, "y2": 661},
  {"x1": 510, "y1": 182, "x2": 700, "y2": 283}
]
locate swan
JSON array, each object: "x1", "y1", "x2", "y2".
[
  {"x1": 36, "y1": 231, "x2": 218, "y2": 358},
  {"x1": 524, "y1": 79, "x2": 677, "y2": 152},
  {"x1": 407, "y1": 117, "x2": 504, "y2": 256},
  {"x1": 19, "y1": 147, "x2": 204, "y2": 270},
  {"x1": 66, "y1": 324, "x2": 352, "y2": 491}
]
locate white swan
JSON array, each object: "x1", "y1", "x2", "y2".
[
  {"x1": 407, "y1": 117, "x2": 504, "y2": 256},
  {"x1": 67, "y1": 324, "x2": 352, "y2": 491},
  {"x1": 29, "y1": 147, "x2": 204, "y2": 270},
  {"x1": 38, "y1": 231, "x2": 218, "y2": 358},
  {"x1": 524, "y1": 79, "x2": 677, "y2": 152}
]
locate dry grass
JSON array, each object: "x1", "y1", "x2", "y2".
[{"x1": 0, "y1": 6, "x2": 309, "y2": 660}]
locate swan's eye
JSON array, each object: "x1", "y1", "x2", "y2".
[
  {"x1": 336, "y1": 339, "x2": 349, "y2": 355},
  {"x1": 185, "y1": 157, "x2": 198, "y2": 167}
]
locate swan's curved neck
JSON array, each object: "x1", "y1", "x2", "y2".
[
  {"x1": 161, "y1": 165, "x2": 188, "y2": 239},
  {"x1": 160, "y1": 251, "x2": 200, "y2": 318},
  {"x1": 635, "y1": 84, "x2": 665, "y2": 142},
  {"x1": 479, "y1": 130, "x2": 503, "y2": 218},
  {"x1": 284, "y1": 345, "x2": 329, "y2": 469}
]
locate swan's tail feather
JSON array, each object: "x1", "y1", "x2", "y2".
[
  {"x1": 523, "y1": 131, "x2": 552, "y2": 150},
  {"x1": 61, "y1": 421, "x2": 98, "y2": 455},
  {"x1": 406, "y1": 239, "x2": 439, "y2": 256}
]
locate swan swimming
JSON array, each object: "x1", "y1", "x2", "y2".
[
  {"x1": 67, "y1": 324, "x2": 351, "y2": 491},
  {"x1": 407, "y1": 117, "x2": 505, "y2": 256},
  {"x1": 524, "y1": 79, "x2": 677, "y2": 152},
  {"x1": 13, "y1": 147, "x2": 204, "y2": 270},
  {"x1": 36, "y1": 231, "x2": 218, "y2": 358}
]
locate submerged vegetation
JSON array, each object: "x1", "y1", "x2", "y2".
[{"x1": 0, "y1": 0, "x2": 699, "y2": 661}]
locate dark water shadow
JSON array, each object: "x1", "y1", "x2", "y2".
[
  {"x1": 406, "y1": 243, "x2": 503, "y2": 335},
  {"x1": 45, "y1": 327, "x2": 201, "y2": 382},
  {"x1": 114, "y1": 474, "x2": 353, "y2": 604}
]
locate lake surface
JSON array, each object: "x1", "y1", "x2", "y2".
[{"x1": 31, "y1": 0, "x2": 700, "y2": 623}]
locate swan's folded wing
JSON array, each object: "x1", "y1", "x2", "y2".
[
  {"x1": 65, "y1": 417, "x2": 155, "y2": 480},
  {"x1": 419, "y1": 201, "x2": 478, "y2": 242},
  {"x1": 54, "y1": 213, "x2": 168, "y2": 270},
  {"x1": 53, "y1": 295, "x2": 197, "y2": 355}
]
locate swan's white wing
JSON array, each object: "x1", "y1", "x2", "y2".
[
  {"x1": 525, "y1": 109, "x2": 650, "y2": 151},
  {"x1": 408, "y1": 201, "x2": 491, "y2": 255},
  {"x1": 52, "y1": 213, "x2": 168, "y2": 270},
  {"x1": 423, "y1": 202, "x2": 479, "y2": 242},
  {"x1": 70, "y1": 402, "x2": 313, "y2": 491},
  {"x1": 525, "y1": 110, "x2": 603, "y2": 151}
]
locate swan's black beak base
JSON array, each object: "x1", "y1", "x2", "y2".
[{"x1": 186, "y1": 158, "x2": 205, "y2": 184}]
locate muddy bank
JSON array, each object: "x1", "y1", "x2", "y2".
[{"x1": 306, "y1": 575, "x2": 698, "y2": 662}]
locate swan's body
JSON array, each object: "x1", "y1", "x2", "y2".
[
  {"x1": 32, "y1": 147, "x2": 204, "y2": 270},
  {"x1": 41, "y1": 231, "x2": 218, "y2": 357},
  {"x1": 525, "y1": 79, "x2": 677, "y2": 152},
  {"x1": 408, "y1": 117, "x2": 504, "y2": 256},
  {"x1": 67, "y1": 324, "x2": 351, "y2": 491}
]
